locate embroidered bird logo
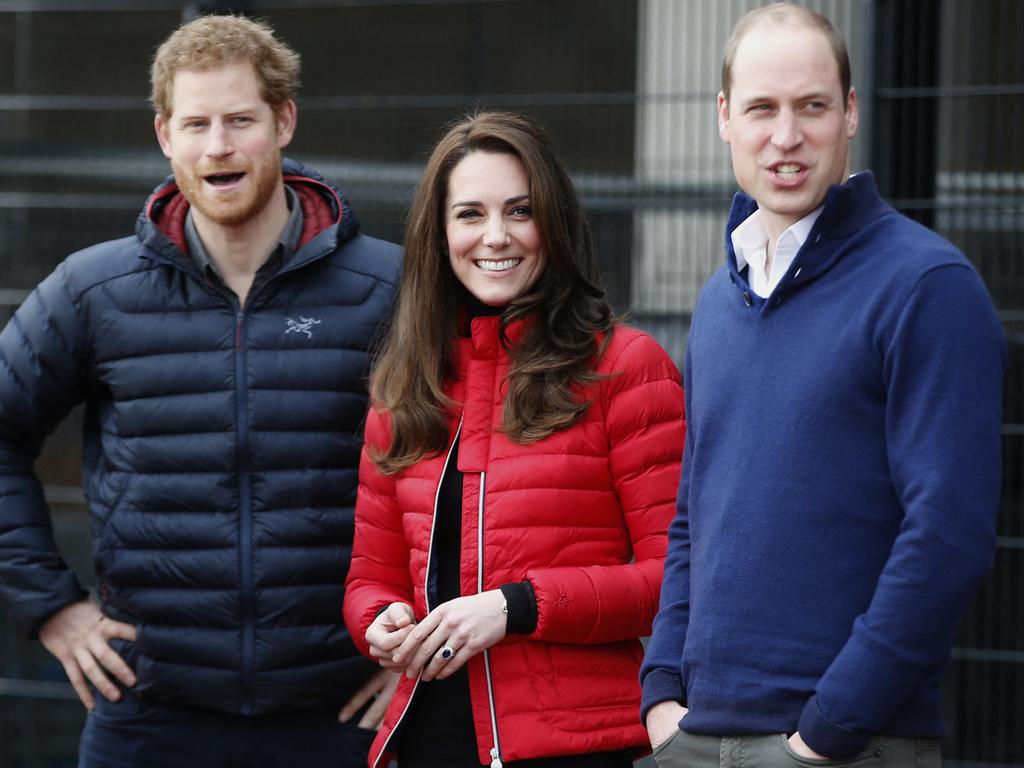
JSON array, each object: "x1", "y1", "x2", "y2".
[{"x1": 284, "y1": 316, "x2": 322, "y2": 339}]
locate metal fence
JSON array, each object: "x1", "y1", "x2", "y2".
[
  {"x1": 0, "y1": 1, "x2": 1021, "y2": 765},
  {"x1": 869, "y1": 1, "x2": 1024, "y2": 762}
]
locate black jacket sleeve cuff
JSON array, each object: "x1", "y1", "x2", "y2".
[{"x1": 499, "y1": 581, "x2": 537, "y2": 635}]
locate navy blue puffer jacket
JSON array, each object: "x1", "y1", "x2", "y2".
[{"x1": 0, "y1": 159, "x2": 401, "y2": 715}]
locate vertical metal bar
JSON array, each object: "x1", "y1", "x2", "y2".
[
  {"x1": 856, "y1": 0, "x2": 875, "y2": 172},
  {"x1": 11, "y1": 11, "x2": 32, "y2": 286}
]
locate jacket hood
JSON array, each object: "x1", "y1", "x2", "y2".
[
  {"x1": 136, "y1": 157, "x2": 360, "y2": 270},
  {"x1": 723, "y1": 171, "x2": 894, "y2": 298}
]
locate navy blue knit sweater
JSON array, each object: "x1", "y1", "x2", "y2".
[{"x1": 641, "y1": 173, "x2": 1005, "y2": 758}]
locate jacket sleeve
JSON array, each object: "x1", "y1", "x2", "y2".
[
  {"x1": 0, "y1": 262, "x2": 91, "y2": 638},
  {"x1": 639, "y1": 343, "x2": 693, "y2": 722},
  {"x1": 343, "y1": 407, "x2": 415, "y2": 658},
  {"x1": 524, "y1": 331, "x2": 685, "y2": 645},
  {"x1": 799, "y1": 264, "x2": 1006, "y2": 758}
]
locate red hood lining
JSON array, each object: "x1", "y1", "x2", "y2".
[{"x1": 146, "y1": 175, "x2": 344, "y2": 259}]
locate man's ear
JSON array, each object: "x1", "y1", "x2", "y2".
[
  {"x1": 154, "y1": 114, "x2": 173, "y2": 159},
  {"x1": 275, "y1": 100, "x2": 298, "y2": 149},
  {"x1": 845, "y1": 87, "x2": 860, "y2": 139},
  {"x1": 718, "y1": 92, "x2": 731, "y2": 144}
]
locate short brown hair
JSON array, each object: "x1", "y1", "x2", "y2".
[
  {"x1": 150, "y1": 14, "x2": 300, "y2": 117},
  {"x1": 722, "y1": 3, "x2": 851, "y2": 102}
]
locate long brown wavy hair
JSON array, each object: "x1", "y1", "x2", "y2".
[{"x1": 371, "y1": 111, "x2": 615, "y2": 474}]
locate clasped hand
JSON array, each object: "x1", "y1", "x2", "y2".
[{"x1": 365, "y1": 591, "x2": 507, "y2": 682}]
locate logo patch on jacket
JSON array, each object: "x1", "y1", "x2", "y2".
[{"x1": 285, "y1": 316, "x2": 322, "y2": 339}]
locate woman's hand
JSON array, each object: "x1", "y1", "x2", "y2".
[
  {"x1": 392, "y1": 590, "x2": 507, "y2": 681},
  {"x1": 365, "y1": 602, "x2": 417, "y2": 670}
]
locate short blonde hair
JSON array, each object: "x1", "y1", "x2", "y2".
[{"x1": 150, "y1": 14, "x2": 300, "y2": 117}]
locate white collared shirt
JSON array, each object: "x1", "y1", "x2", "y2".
[{"x1": 731, "y1": 206, "x2": 824, "y2": 298}]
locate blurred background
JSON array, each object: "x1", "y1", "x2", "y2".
[{"x1": 0, "y1": 0, "x2": 1020, "y2": 765}]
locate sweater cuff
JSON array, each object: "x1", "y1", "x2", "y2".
[
  {"x1": 499, "y1": 581, "x2": 537, "y2": 635},
  {"x1": 797, "y1": 695, "x2": 870, "y2": 760},
  {"x1": 640, "y1": 668, "x2": 685, "y2": 725}
]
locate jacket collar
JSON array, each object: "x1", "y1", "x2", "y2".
[
  {"x1": 724, "y1": 171, "x2": 894, "y2": 295},
  {"x1": 136, "y1": 157, "x2": 360, "y2": 273},
  {"x1": 449, "y1": 314, "x2": 531, "y2": 474},
  {"x1": 452, "y1": 314, "x2": 532, "y2": 371}
]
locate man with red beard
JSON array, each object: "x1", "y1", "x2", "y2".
[{"x1": 0, "y1": 14, "x2": 400, "y2": 767}]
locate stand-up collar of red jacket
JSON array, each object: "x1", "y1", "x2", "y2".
[{"x1": 450, "y1": 314, "x2": 533, "y2": 474}]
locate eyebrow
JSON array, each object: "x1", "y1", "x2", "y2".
[
  {"x1": 741, "y1": 91, "x2": 836, "y2": 105},
  {"x1": 450, "y1": 194, "x2": 530, "y2": 209},
  {"x1": 175, "y1": 107, "x2": 260, "y2": 122}
]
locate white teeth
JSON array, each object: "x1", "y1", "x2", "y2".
[
  {"x1": 475, "y1": 259, "x2": 522, "y2": 271},
  {"x1": 776, "y1": 164, "x2": 802, "y2": 175}
]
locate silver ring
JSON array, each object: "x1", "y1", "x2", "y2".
[{"x1": 439, "y1": 645, "x2": 456, "y2": 660}]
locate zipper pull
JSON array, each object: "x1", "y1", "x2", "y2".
[{"x1": 490, "y1": 747, "x2": 503, "y2": 768}]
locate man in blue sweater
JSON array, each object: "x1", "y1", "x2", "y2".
[{"x1": 641, "y1": 4, "x2": 1005, "y2": 766}]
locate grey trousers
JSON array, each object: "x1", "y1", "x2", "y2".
[{"x1": 651, "y1": 731, "x2": 941, "y2": 768}]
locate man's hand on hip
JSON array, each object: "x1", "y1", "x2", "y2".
[
  {"x1": 646, "y1": 699, "x2": 688, "y2": 749},
  {"x1": 38, "y1": 600, "x2": 137, "y2": 710}
]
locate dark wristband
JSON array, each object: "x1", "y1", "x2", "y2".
[{"x1": 499, "y1": 581, "x2": 538, "y2": 635}]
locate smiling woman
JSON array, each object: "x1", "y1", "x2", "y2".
[
  {"x1": 444, "y1": 151, "x2": 546, "y2": 309},
  {"x1": 368, "y1": 111, "x2": 632, "y2": 459},
  {"x1": 342, "y1": 111, "x2": 687, "y2": 768}
]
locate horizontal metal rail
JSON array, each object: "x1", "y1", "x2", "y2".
[
  {"x1": 0, "y1": 90, "x2": 720, "y2": 112},
  {"x1": 0, "y1": 0, "x2": 531, "y2": 12},
  {"x1": 0, "y1": 678, "x2": 78, "y2": 700},
  {"x1": 877, "y1": 84, "x2": 1024, "y2": 99}
]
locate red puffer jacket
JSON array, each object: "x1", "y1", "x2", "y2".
[{"x1": 344, "y1": 316, "x2": 685, "y2": 766}]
